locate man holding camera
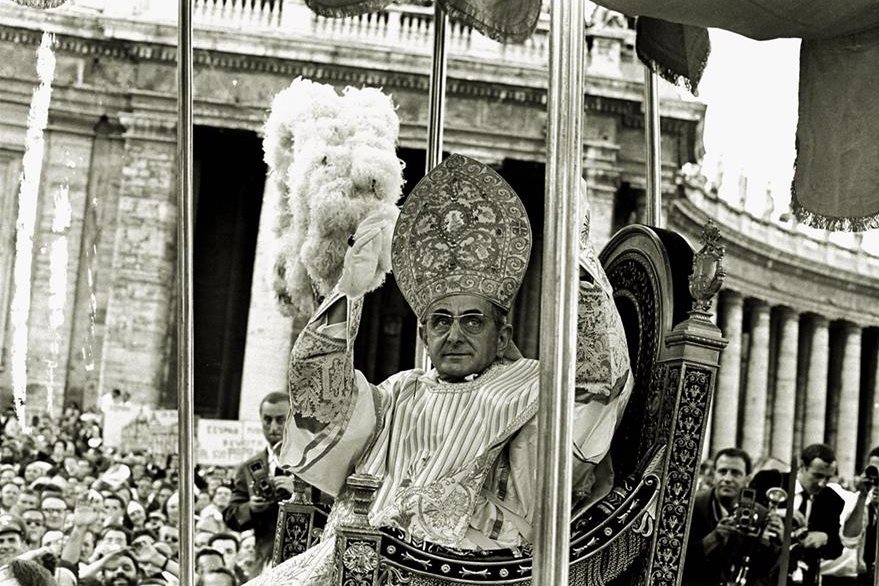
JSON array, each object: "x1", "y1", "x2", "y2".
[
  {"x1": 225, "y1": 392, "x2": 300, "y2": 569},
  {"x1": 751, "y1": 443, "x2": 845, "y2": 586},
  {"x1": 836, "y1": 446, "x2": 879, "y2": 585},
  {"x1": 685, "y1": 447, "x2": 784, "y2": 586}
]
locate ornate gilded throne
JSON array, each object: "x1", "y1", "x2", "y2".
[{"x1": 271, "y1": 224, "x2": 727, "y2": 586}]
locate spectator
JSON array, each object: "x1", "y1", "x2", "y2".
[
  {"x1": 95, "y1": 551, "x2": 138, "y2": 586},
  {"x1": 684, "y1": 447, "x2": 783, "y2": 586},
  {"x1": 123, "y1": 502, "x2": 145, "y2": 533},
  {"x1": 2, "y1": 483, "x2": 21, "y2": 514},
  {"x1": 156, "y1": 526, "x2": 178, "y2": 559},
  {"x1": 95, "y1": 526, "x2": 130, "y2": 557},
  {"x1": 17, "y1": 491, "x2": 39, "y2": 515},
  {"x1": 131, "y1": 480, "x2": 152, "y2": 510},
  {"x1": 198, "y1": 568, "x2": 237, "y2": 586},
  {"x1": 101, "y1": 496, "x2": 124, "y2": 528},
  {"x1": 3, "y1": 559, "x2": 58, "y2": 586},
  {"x1": 234, "y1": 532, "x2": 256, "y2": 583},
  {"x1": 20, "y1": 511, "x2": 45, "y2": 548},
  {"x1": 751, "y1": 443, "x2": 845, "y2": 586},
  {"x1": 0, "y1": 513, "x2": 26, "y2": 566},
  {"x1": 39, "y1": 498, "x2": 67, "y2": 533},
  {"x1": 197, "y1": 485, "x2": 231, "y2": 534},
  {"x1": 225, "y1": 392, "x2": 300, "y2": 569},
  {"x1": 161, "y1": 495, "x2": 178, "y2": 529},
  {"x1": 195, "y1": 548, "x2": 225, "y2": 576},
  {"x1": 206, "y1": 533, "x2": 238, "y2": 573},
  {"x1": 23, "y1": 464, "x2": 52, "y2": 487},
  {"x1": 832, "y1": 446, "x2": 879, "y2": 585},
  {"x1": 143, "y1": 513, "x2": 165, "y2": 537}
]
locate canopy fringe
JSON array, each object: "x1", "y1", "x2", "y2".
[
  {"x1": 790, "y1": 190, "x2": 879, "y2": 232},
  {"x1": 437, "y1": 0, "x2": 540, "y2": 44},
  {"x1": 304, "y1": 0, "x2": 393, "y2": 19}
]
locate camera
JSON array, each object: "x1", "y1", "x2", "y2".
[
  {"x1": 863, "y1": 465, "x2": 879, "y2": 489},
  {"x1": 731, "y1": 488, "x2": 763, "y2": 537},
  {"x1": 248, "y1": 460, "x2": 276, "y2": 501}
]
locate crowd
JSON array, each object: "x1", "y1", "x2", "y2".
[{"x1": 0, "y1": 402, "x2": 262, "y2": 586}]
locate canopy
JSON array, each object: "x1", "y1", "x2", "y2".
[
  {"x1": 596, "y1": 0, "x2": 879, "y2": 231},
  {"x1": 306, "y1": 0, "x2": 879, "y2": 231}
]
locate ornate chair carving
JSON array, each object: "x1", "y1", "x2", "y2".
[{"x1": 273, "y1": 224, "x2": 727, "y2": 586}]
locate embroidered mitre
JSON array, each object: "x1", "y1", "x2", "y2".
[{"x1": 391, "y1": 154, "x2": 532, "y2": 319}]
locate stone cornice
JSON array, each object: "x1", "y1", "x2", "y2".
[
  {"x1": 0, "y1": 15, "x2": 701, "y2": 138},
  {"x1": 668, "y1": 189, "x2": 879, "y2": 326}
]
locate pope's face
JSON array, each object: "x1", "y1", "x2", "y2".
[{"x1": 421, "y1": 295, "x2": 511, "y2": 382}]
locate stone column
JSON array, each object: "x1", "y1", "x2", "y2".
[
  {"x1": 770, "y1": 307, "x2": 799, "y2": 461},
  {"x1": 803, "y1": 315, "x2": 830, "y2": 445},
  {"x1": 836, "y1": 323, "x2": 862, "y2": 479},
  {"x1": 98, "y1": 114, "x2": 178, "y2": 407},
  {"x1": 742, "y1": 300, "x2": 771, "y2": 459},
  {"x1": 713, "y1": 290, "x2": 744, "y2": 451},
  {"x1": 237, "y1": 177, "x2": 294, "y2": 422}
]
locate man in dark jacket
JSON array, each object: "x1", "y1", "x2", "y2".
[
  {"x1": 750, "y1": 443, "x2": 845, "y2": 586},
  {"x1": 224, "y1": 392, "x2": 297, "y2": 570},
  {"x1": 685, "y1": 447, "x2": 784, "y2": 586}
]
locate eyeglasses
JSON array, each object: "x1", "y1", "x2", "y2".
[{"x1": 424, "y1": 312, "x2": 489, "y2": 336}]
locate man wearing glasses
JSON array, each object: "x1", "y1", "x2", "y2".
[
  {"x1": 258, "y1": 154, "x2": 632, "y2": 583},
  {"x1": 38, "y1": 496, "x2": 67, "y2": 532}
]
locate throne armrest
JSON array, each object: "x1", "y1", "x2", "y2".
[
  {"x1": 270, "y1": 476, "x2": 328, "y2": 565},
  {"x1": 335, "y1": 473, "x2": 384, "y2": 585}
]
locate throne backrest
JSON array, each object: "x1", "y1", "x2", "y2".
[{"x1": 600, "y1": 225, "x2": 694, "y2": 481}]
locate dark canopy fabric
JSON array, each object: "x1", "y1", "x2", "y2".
[
  {"x1": 635, "y1": 18, "x2": 710, "y2": 94},
  {"x1": 591, "y1": 0, "x2": 879, "y2": 41},
  {"x1": 305, "y1": 0, "x2": 541, "y2": 43}
]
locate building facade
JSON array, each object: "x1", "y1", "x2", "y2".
[{"x1": 0, "y1": 0, "x2": 876, "y2": 479}]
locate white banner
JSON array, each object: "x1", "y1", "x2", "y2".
[{"x1": 196, "y1": 419, "x2": 265, "y2": 467}]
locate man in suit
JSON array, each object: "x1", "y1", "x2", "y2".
[
  {"x1": 224, "y1": 392, "x2": 299, "y2": 569},
  {"x1": 750, "y1": 443, "x2": 845, "y2": 586},
  {"x1": 685, "y1": 447, "x2": 784, "y2": 586}
]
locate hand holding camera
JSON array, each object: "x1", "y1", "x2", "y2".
[{"x1": 247, "y1": 459, "x2": 293, "y2": 512}]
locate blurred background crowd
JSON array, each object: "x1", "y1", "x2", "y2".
[{"x1": 0, "y1": 403, "x2": 260, "y2": 586}]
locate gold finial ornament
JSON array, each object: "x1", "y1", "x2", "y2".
[{"x1": 689, "y1": 220, "x2": 725, "y2": 313}]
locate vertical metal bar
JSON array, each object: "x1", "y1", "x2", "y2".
[
  {"x1": 643, "y1": 62, "x2": 662, "y2": 226},
  {"x1": 533, "y1": 0, "x2": 584, "y2": 584},
  {"x1": 414, "y1": 2, "x2": 447, "y2": 371},
  {"x1": 425, "y1": 3, "x2": 447, "y2": 172},
  {"x1": 176, "y1": 1, "x2": 195, "y2": 585}
]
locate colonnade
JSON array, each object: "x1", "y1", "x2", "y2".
[{"x1": 708, "y1": 290, "x2": 879, "y2": 480}]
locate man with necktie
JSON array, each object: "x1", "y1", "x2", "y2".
[{"x1": 751, "y1": 443, "x2": 844, "y2": 586}]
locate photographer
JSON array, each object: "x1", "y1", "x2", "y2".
[
  {"x1": 837, "y1": 447, "x2": 879, "y2": 585},
  {"x1": 224, "y1": 393, "x2": 298, "y2": 570},
  {"x1": 751, "y1": 443, "x2": 844, "y2": 586},
  {"x1": 685, "y1": 448, "x2": 784, "y2": 586}
]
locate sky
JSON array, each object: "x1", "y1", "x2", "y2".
[
  {"x1": 696, "y1": 29, "x2": 800, "y2": 216},
  {"x1": 691, "y1": 29, "x2": 877, "y2": 254}
]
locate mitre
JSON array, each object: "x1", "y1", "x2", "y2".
[{"x1": 391, "y1": 154, "x2": 532, "y2": 319}]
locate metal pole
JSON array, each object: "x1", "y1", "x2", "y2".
[
  {"x1": 643, "y1": 62, "x2": 662, "y2": 226},
  {"x1": 425, "y1": 3, "x2": 447, "y2": 172},
  {"x1": 414, "y1": 2, "x2": 447, "y2": 371},
  {"x1": 533, "y1": 0, "x2": 584, "y2": 583},
  {"x1": 176, "y1": 1, "x2": 195, "y2": 585}
]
